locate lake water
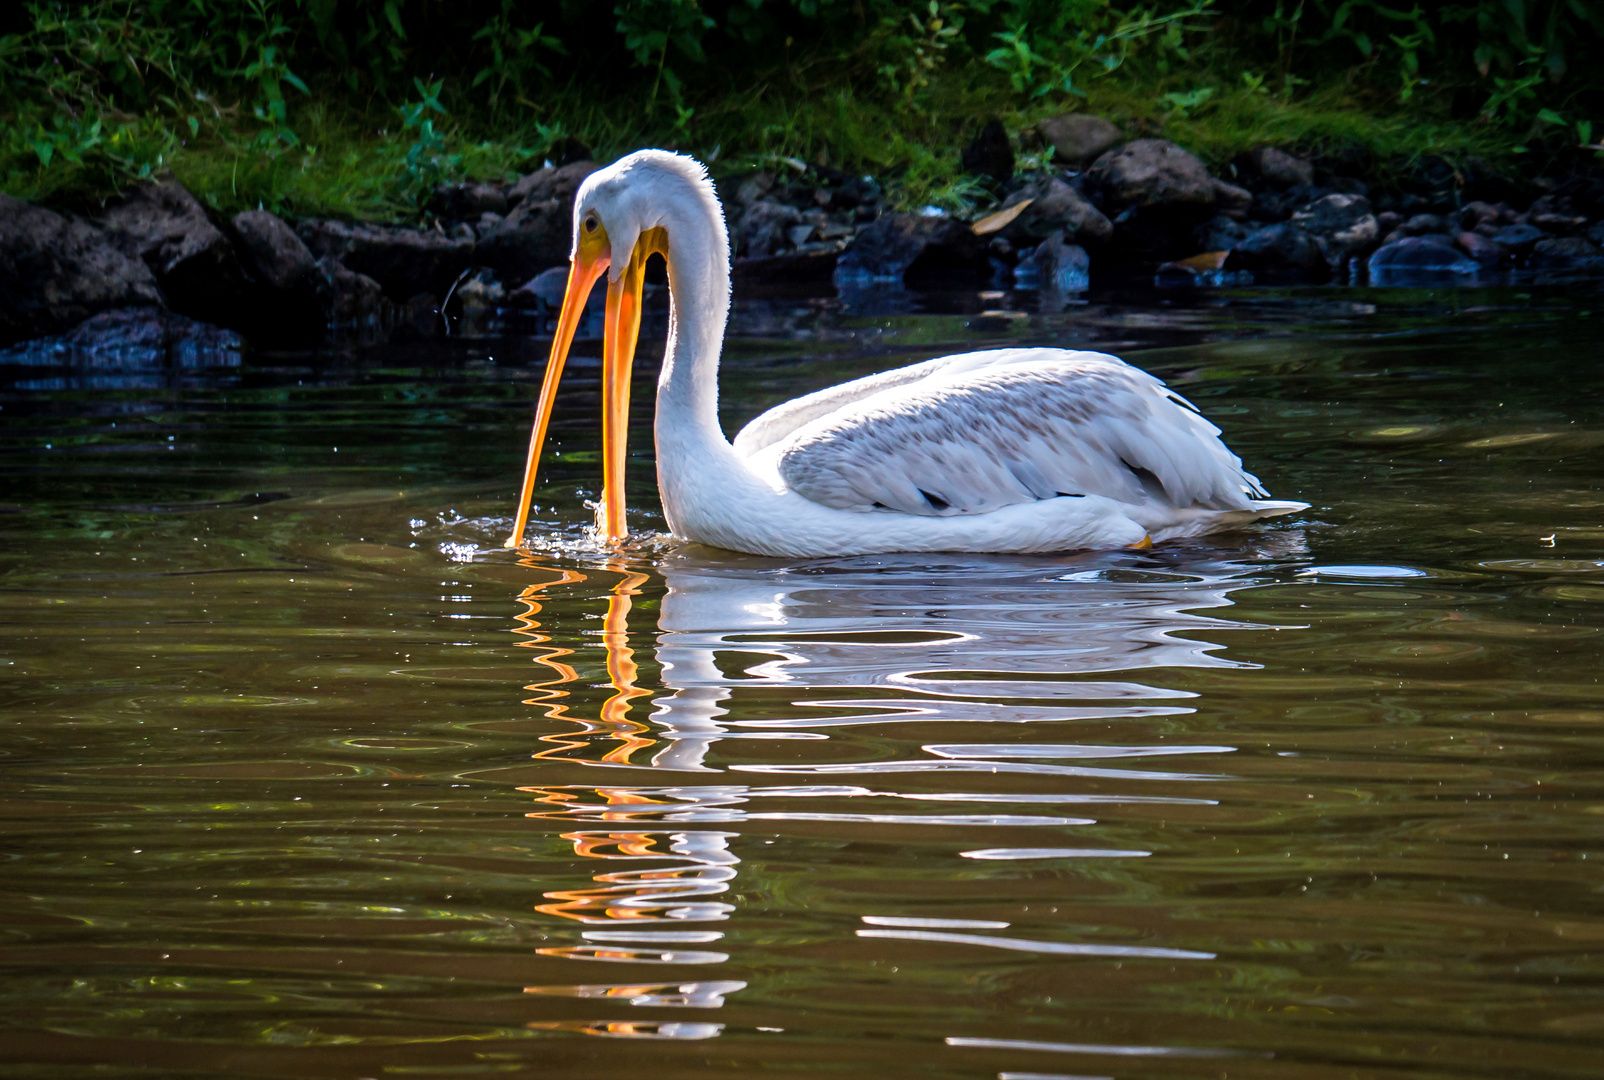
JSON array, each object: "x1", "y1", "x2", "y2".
[{"x1": 2, "y1": 284, "x2": 1602, "y2": 1079}]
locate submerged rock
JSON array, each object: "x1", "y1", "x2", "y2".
[
  {"x1": 97, "y1": 180, "x2": 249, "y2": 325},
  {"x1": 1368, "y1": 236, "x2": 1481, "y2": 281},
  {"x1": 0, "y1": 306, "x2": 240, "y2": 369},
  {"x1": 1035, "y1": 114, "x2": 1123, "y2": 168},
  {"x1": 0, "y1": 194, "x2": 163, "y2": 345},
  {"x1": 1013, "y1": 230, "x2": 1089, "y2": 292}
]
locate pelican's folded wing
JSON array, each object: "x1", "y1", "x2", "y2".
[{"x1": 764, "y1": 350, "x2": 1269, "y2": 517}]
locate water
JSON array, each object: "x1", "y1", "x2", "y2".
[{"x1": 2, "y1": 285, "x2": 1602, "y2": 1079}]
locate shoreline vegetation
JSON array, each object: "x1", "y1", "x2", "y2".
[
  {"x1": 4, "y1": 1, "x2": 1602, "y2": 219},
  {"x1": 4, "y1": 1, "x2": 1604, "y2": 350}
]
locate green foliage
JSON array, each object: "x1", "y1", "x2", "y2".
[{"x1": 2, "y1": 0, "x2": 1603, "y2": 218}]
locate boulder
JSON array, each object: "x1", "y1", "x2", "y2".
[
  {"x1": 97, "y1": 179, "x2": 249, "y2": 324},
  {"x1": 1455, "y1": 231, "x2": 1506, "y2": 267},
  {"x1": 504, "y1": 160, "x2": 598, "y2": 211},
  {"x1": 229, "y1": 209, "x2": 324, "y2": 343},
  {"x1": 475, "y1": 160, "x2": 600, "y2": 281},
  {"x1": 997, "y1": 176, "x2": 1112, "y2": 246},
  {"x1": 1086, "y1": 139, "x2": 1217, "y2": 209},
  {"x1": 1195, "y1": 213, "x2": 1254, "y2": 253},
  {"x1": 1247, "y1": 146, "x2": 1315, "y2": 188},
  {"x1": 298, "y1": 219, "x2": 474, "y2": 299},
  {"x1": 0, "y1": 194, "x2": 163, "y2": 345},
  {"x1": 1490, "y1": 223, "x2": 1546, "y2": 256},
  {"x1": 0, "y1": 307, "x2": 240, "y2": 369},
  {"x1": 431, "y1": 182, "x2": 508, "y2": 220},
  {"x1": 1289, "y1": 193, "x2": 1379, "y2": 271},
  {"x1": 1224, "y1": 222, "x2": 1326, "y2": 276},
  {"x1": 314, "y1": 256, "x2": 387, "y2": 327},
  {"x1": 736, "y1": 171, "x2": 776, "y2": 207},
  {"x1": 1036, "y1": 114, "x2": 1123, "y2": 168},
  {"x1": 1212, "y1": 180, "x2": 1254, "y2": 212},
  {"x1": 736, "y1": 200, "x2": 804, "y2": 258},
  {"x1": 1368, "y1": 236, "x2": 1480, "y2": 280},
  {"x1": 1528, "y1": 236, "x2": 1604, "y2": 269},
  {"x1": 1396, "y1": 213, "x2": 1451, "y2": 236},
  {"x1": 836, "y1": 213, "x2": 987, "y2": 283},
  {"x1": 231, "y1": 210, "x2": 317, "y2": 293}
]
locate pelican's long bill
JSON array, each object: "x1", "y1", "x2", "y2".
[{"x1": 503, "y1": 222, "x2": 668, "y2": 549}]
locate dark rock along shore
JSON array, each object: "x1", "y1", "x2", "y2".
[{"x1": 5, "y1": 115, "x2": 1604, "y2": 354}]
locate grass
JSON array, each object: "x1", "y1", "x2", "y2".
[{"x1": 0, "y1": 59, "x2": 1569, "y2": 224}]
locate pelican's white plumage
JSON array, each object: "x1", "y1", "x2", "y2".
[{"x1": 507, "y1": 150, "x2": 1307, "y2": 558}]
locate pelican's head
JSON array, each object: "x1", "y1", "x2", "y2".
[{"x1": 504, "y1": 151, "x2": 718, "y2": 549}]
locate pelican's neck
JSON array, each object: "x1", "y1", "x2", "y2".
[{"x1": 657, "y1": 203, "x2": 731, "y2": 446}]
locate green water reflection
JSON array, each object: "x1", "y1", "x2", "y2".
[{"x1": 1, "y1": 287, "x2": 1601, "y2": 1079}]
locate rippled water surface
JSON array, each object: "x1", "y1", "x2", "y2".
[{"x1": 3, "y1": 286, "x2": 1603, "y2": 1079}]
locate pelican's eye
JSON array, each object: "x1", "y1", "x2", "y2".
[{"x1": 583, "y1": 215, "x2": 599, "y2": 234}]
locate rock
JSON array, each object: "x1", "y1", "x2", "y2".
[
  {"x1": 507, "y1": 266, "x2": 569, "y2": 309},
  {"x1": 1086, "y1": 139, "x2": 1218, "y2": 208},
  {"x1": 1455, "y1": 231, "x2": 1505, "y2": 266},
  {"x1": 961, "y1": 119, "x2": 1013, "y2": 187},
  {"x1": 431, "y1": 182, "x2": 508, "y2": 219},
  {"x1": 314, "y1": 256, "x2": 386, "y2": 327},
  {"x1": 1397, "y1": 213, "x2": 1451, "y2": 236},
  {"x1": 1375, "y1": 211, "x2": 1404, "y2": 235},
  {"x1": 1012, "y1": 230, "x2": 1089, "y2": 291},
  {"x1": 1212, "y1": 180, "x2": 1254, "y2": 212},
  {"x1": 997, "y1": 176, "x2": 1112, "y2": 246},
  {"x1": 1490, "y1": 224, "x2": 1546, "y2": 256},
  {"x1": 1529, "y1": 236, "x2": 1604, "y2": 269},
  {"x1": 1251, "y1": 184, "x2": 1330, "y2": 223},
  {"x1": 0, "y1": 194, "x2": 163, "y2": 345},
  {"x1": 834, "y1": 175, "x2": 883, "y2": 209},
  {"x1": 1247, "y1": 146, "x2": 1315, "y2": 188},
  {"x1": 504, "y1": 160, "x2": 598, "y2": 211},
  {"x1": 0, "y1": 307, "x2": 240, "y2": 370},
  {"x1": 1290, "y1": 193, "x2": 1379, "y2": 271},
  {"x1": 1224, "y1": 222, "x2": 1326, "y2": 276},
  {"x1": 1530, "y1": 213, "x2": 1588, "y2": 235},
  {"x1": 1588, "y1": 221, "x2": 1604, "y2": 247},
  {"x1": 1195, "y1": 213, "x2": 1254, "y2": 252},
  {"x1": 736, "y1": 200, "x2": 803, "y2": 258},
  {"x1": 1368, "y1": 236, "x2": 1480, "y2": 280},
  {"x1": 1036, "y1": 114, "x2": 1123, "y2": 168},
  {"x1": 1459, "y1": 201, "x2": 1501, "y2": 229},
  {"x1": 229, "y1": 209, "x2": 324, "y2": 343},
  {"x1": 299, "y1": 219, "x2": 474, "y2": 299},
  {"x1": 97, "y1": 179, "x2": 249, "y2": 324},
  {"x1": 732, "y1": 249, "x2": 840, "y2": 290},
  {"x1": 476, "y1": 161, "x2": 599, "y2": 280},
  {"x1": 231, "y1": 210, "x2": 316, "y2": 293},
  {"x1": 454, "y1": 268, "x2": 504, "y2": 307},
  {"x1": 836, "y1": 213, "x2": 987, "y2": 283},
  {"x1": 736, "y1": 171, "x2": 776, "y2": 207}
]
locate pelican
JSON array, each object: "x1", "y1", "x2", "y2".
[{"x1": 504, "y1": 150, "x2": 1306, "y2": 558}]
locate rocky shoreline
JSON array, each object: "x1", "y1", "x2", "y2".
[{"x1": 5, "y1": 114, "x2": 1604, "y2": 357}]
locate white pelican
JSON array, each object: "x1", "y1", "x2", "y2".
[{"x1": 504, "y1": 150, "x2": 1306, "y2": 557}]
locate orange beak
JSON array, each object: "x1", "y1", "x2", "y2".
[{"x1": 505, "y1": 223, "x2": 668, "y2": 549}]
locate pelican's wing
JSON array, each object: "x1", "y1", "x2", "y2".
[
  {"x1": 733, "y1": 354, "x2": 959, "y2": 458},
  {"x1": 765, "y1": 349, "x2": 1269, "y2": 517}
]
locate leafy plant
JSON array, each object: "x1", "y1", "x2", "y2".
[
  {"x1": 472, "y1": 1, "x2": 566, "y2": 120},
  {"x1": 392, "y1": 78, "x2": 461, "y2": 207}
]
